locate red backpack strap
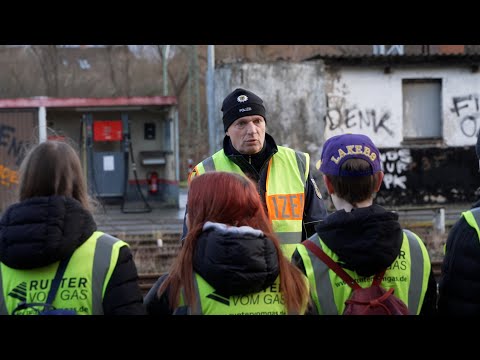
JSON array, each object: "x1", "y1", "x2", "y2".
[
  {"x1": 303, "y1": 240, "x2": 361, "y2": 290},
  {"x1": 372, "y1": 270, "x2": 387, "y2": 286}
]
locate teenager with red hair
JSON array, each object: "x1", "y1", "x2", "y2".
[{"x1": 145, "y1": 171, "x2": 310, "y2": 315}]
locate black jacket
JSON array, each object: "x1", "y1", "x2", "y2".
[
  {"x1": 145, "y1": 222, "x2": 280, "y2": 315},
  {"x1": 292, "y1": 204, "x2": 437, "y2": 315},
  {"x1": 438, "y1": 202, "x2": 480, "y2": 315},
  {"x1": 182, "y1": 134, "x2": 328, "y2": 240},
  {"x1": 0, "y1": 196, "x2": 145, "y2": 315}
]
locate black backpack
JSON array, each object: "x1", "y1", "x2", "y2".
[
  {"x1": 12, "y1": 255, "x2": 76, "y2": 315},
  {"x1": 303, "y1": 240, "x2": 409, "y2": 315}
]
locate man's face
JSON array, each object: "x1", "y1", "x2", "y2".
[{"x1": 226, "y1": 115, "x2": 266, "y2": 155}]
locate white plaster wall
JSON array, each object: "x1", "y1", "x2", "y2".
[
  {"x1": 325, "y1": 67, "x2": 401, "y2": 147},
  {"x1": 215, "y1": 62, "x2": 326, "y2": 157},
  {"x1": 442, "y1": 70, "x2": 480, "y2": 146},
  {"x1": 325, "y1": 66, "x2": 480, "y2": 148}
]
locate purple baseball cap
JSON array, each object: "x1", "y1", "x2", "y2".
[{"x1": 319, "y1": 133, "x2": 382, "y2": 176}]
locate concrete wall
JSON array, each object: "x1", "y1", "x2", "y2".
[
  {"x1": 215, "y1": 62, "x2": 327, "y2": 157},
  {"x1": 324, "y1": 65, "x2": 480, "y2": 206},
  {"x1": 214, "y1": 62, "x2": 480, "y2": 206},
  {"x1": 324, "y1": 66, "x2": 480, "y2": 147}
]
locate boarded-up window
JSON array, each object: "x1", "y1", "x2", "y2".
[{"x1": 402, "y1": 79, "x2": 442, "y2": 139}]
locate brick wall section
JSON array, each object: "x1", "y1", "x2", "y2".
[{"x1": 431, "y1": 45, "x2": 465, "y2": 54}]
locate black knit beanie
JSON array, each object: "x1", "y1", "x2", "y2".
[{"x1": 221, "y1": 88, "x2": 266, "y2": 132}]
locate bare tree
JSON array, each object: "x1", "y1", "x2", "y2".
[
  {"x1": 105, "y1": 45, "x2": 133, "y2": 96},
  {"x1": 106, "y1": 45, "x2": 120, "y2": 96},
  {"x1": 30, "y1": 45, "x2": 61, "y2": 96},
  {"x1": 155, "y1": 45, "x2": 192, "y2": 98},
  {"x1": 122, "y1": 45, "x2": 132, "y2": 97}
]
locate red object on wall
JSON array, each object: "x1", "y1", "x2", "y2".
[
  {"x1": 147, "y1": 171, "x2": 159, "y2": 194},
  {"x1": 93, "y1": 120, "x2": 123, "y2": 141}
]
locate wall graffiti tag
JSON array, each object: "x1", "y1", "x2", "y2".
[
  {"x1": 0, "y1": 111, "x2": 36, "y2": 212},
  {"x1": 377, "y1": 147, "x2": 480, "y2": 206},
  {"x1": 0, "y1": 124, "x2": 23, "y2": 189},
  {"x1": 325, "y1": 95, "x2": 394, "y2": 136},
  {"x1": 0, "y1": 124, "x2": 26, "y2": 167},
  {"x1": 0, "y1": 164, "x2": 18, "y2": 187},
  {"x1": 450, "y1": 93, "x2": 480, "y2": 137},
  {"x1": 380, "y1": 149, "x2": 411, "y2": 190}
]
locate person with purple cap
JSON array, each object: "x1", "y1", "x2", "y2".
[
  {"x1": 184, "y1": 88, "x2": 328, "y2": 259},
  {"x1": 292, "y1": 133, "x2": 437, "y2": 315},
  {"x1": 438, "y1": 131, "x2": 480, "y2": 315}
]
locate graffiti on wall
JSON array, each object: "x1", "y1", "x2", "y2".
[
  {"x1": 0, "y1": 165, "x2": 18, "y2": 188},
  {"x1": 0, "y1": 123, "x2": 25, "y2": 188},
  {"x1": 380, "y1": 149, "x2": 411, "y2": 190},
  {"x1": 376, "y1": 147, "x2": 480, "y2": 206},
  {"x1": 1, "y1": 124, "x2": 25, "y2": 166},
  {"x1": 450, "y1": 94, "x2": 480, "y2": 137},
  {"x1": 325, "y1": 95, "x2": 394, "y2": 136}
]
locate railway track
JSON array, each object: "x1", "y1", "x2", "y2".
[
  {"x1": 138, "y1": 273, "x2": 163, "y2": 296},
  {"x1": 138, "y1": 260, "x2": 443, "y2": 296}
]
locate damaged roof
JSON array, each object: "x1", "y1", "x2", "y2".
[{"x1": 304, "y1": 53, "x2": 480, "y2": 67}]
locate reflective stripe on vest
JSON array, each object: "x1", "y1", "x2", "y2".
[
  {"x1": 192, "y1": 147, "x2": 308, "y2": 259},
  {"x1": 300, "y1": 230, "x2": 430, "y2": 315},
  {"x1": 296, "y1": 238, "x2": 337, "y2": 314},
  {"x1": 449, "y1": 209, "x2": 480, "y2": 257},
  {"x1": 202, "y1": 156, "x2": 215, "y2": 172},
  {"x1": 461, "y1": 208, "x2": 480, "y2": 240},
  {"x1": 403, "y1": 229, "x2": 425, "y2": 315},
  {"x1": 182, "y1": 273, "x2": 293, "y2": 315},
  {"x1": 92, "y1": 232, "x2": 126, "y2": 314},
  {"x1": 0, "y1": 231, "x2": 126, "y2": 315}
]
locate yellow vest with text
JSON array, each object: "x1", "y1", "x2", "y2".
[
  {"x1": 190, "y1": 146, "x2": 309, "y2": 259},
  {"x1": 0, "y1": 231, "x2": 127, "y2": 315},
  {"x1": 178, "y1": 273, "x2": 307, "y2": 315},
  {"x1": 297, "y1": 230, "x2": 431, "y2": 315}
]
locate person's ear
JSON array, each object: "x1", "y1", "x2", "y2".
[
  {"x1": 323, "y1": 174, "x2": 335, "y2": 194},
  {"x1": 374, "y1": 172, "x2": 384, "y2": 192}
]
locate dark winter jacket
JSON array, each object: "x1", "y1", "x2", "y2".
[
  {"x1": 145, "y1": 222, "x2": 282, "y2": 315},
  {"x1": 438, "y1": 202, "x2": 480, "y2": 315},
  {"x1": 292, "y1": 204, "x2": 437, "y2": 315},
  {"x1": 182, "y1": 133, "x2": 328, "y2": 240},
  {"x1": 0, "y1": 195, "x2": 145, "y2": 315}
]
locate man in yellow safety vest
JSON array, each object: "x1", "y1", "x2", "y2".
[{"x1": 186, "y1": 88, "x2": 328, "y2": 259}]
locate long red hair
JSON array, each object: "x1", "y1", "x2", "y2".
[{"x1": 159, "y1": 171, "x2": 309, "y2": 313}]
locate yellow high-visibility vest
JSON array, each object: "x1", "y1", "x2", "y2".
[
  {"x1": 0, "y1": 231, "x2": 127, "y2": 315},
  {"x1": 190, "y1": 146, "x2": 309, "y2": 259}
]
